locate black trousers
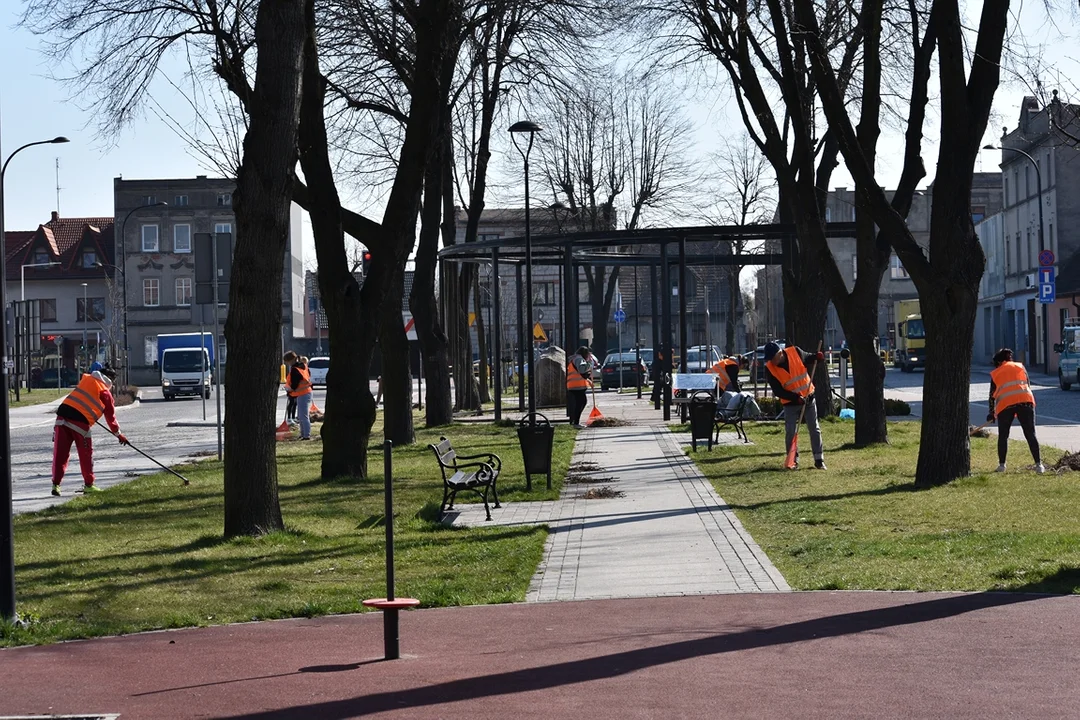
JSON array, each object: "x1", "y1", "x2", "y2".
[
  {"x1": 568, "y1": 389, "x2": 588, "y2": 425},
  {"x1": 997, "y1": 403, "x2": 1040, "y2": 464},
  {"x1": 286, "y1": 395, "x2": 297, "y2": 422}
]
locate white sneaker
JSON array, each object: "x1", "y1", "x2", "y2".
[
  {"x1": 1035, "y1": 463, "x2": 1046, "y2": 475},
  {"x1": 995, "y1": 464, "x2": 1007, "y2": 473}
]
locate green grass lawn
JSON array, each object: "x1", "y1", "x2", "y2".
[
  {"x1": 688, "y1": 420, "x2": 1080, "y2": 594},
  {"x1": 2, "y1": 420, "x2": 576, "y2": 646},
  {"x1": 8, "y1": 388, "x2": 66, "y2": 408}
]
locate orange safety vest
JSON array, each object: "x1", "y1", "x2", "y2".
[
  {"x1": 566, "y1": 355, "x2": 592, "y2": 390},
  {"x1": 767, "y1": 347, "x2": 815, "y2": 405},
  {"x1": 991, "y1": 361, "x2": 1035, "y2": 415},
  {"x1": 60, "y1": 373, "x2": 109, "y2": 424},
  {"x1": 288, "y1": 365, "x2": 313, "y2": 397},
  {"x1": 711, "y1": 358, "x2": 738, "y2": 391}
]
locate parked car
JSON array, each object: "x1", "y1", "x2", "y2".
[
  {"x1": 682, "y1": 346, "x2": 721, "y2": 373},
  {"x1": 744, "y1": 341, "x2": 786, "y2": 381},
  {"x1": 308, "y1": 356, "x2": 330, "y2": 385},
  {"x1": 600, "y1": 352, "x2": 649, "y2": 390}
]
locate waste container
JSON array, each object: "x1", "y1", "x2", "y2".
[
  {"x1": 689, "y1": 390, "x2": 718, "y2": 451},
  {"x1": 517, "y1": 412, "x2": 554, "y2": 490}
]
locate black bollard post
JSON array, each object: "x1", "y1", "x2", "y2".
[{"x1": 383, "y1": 439, "x2": 399, "y2": 660}]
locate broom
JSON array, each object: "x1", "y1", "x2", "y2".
[
  {"x1": 586, "y1": 372, "x2": 604, "y2": 425},
  {"x1": 785, "y1": 341, "x2": 824, "y2": 469}
]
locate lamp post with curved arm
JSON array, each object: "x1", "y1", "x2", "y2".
[
  {"x1": 1, "y1": 133, "x2": 70, "y2": 622},
  {"x1": 117, "y1": 201, "x2": 167, "y2": 386}
]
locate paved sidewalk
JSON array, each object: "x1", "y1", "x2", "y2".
[{"x1": 447, "y1": 392, "x2": 788, "y2": 600}]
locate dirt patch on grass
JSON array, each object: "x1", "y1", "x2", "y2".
[
  {"x1": 1051, "y1": 451, "x2": 1080, "y2": 472},
  {"x1": 588, "y1": 417, "x2": 632, "y2": 428},
  {"x1": 578, "y1": 486, "x2": 624, "y2": 499}
]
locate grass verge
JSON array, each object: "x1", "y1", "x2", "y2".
[
  {"x1": 8, "y1": 388, "x2": 66, "y2": 408},
  {"x1": 2, "y1": 420, "x2": 576, "y2": 646},
  {"x1": 688, "y1": 420, "x2": 1080, "y2": 593}
]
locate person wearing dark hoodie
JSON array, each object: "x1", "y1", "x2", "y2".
[{"x1": 51, "y1": 363, "x2": 128, "y2": 495}]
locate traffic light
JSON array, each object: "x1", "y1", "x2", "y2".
[{"x1": 361, "y1": 251, "x2": 372, "y2": 277}]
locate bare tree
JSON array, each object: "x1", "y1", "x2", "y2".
[
  {"x1": 23, "y1": 0, "x2": 307, "y2": 535},
  {"x1": 534, "y1": 71, "x2": 694, "y2": 359},
  {"x1": 705, "y1": 135, "x2": 776, "y2": 354},
  {"x1": 795, "y1": 0, "x2": 1011, "y2": 484}
]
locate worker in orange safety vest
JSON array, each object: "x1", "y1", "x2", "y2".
[
  {"x1": 987, "y1": 347, "x2": 1043, "y2": 474},
  {"x1": 710, "y1": 355, "x2": 749, "y2": 394},
  {"x1": 52, "y1": 364, "x2": 129, "y2": 496},
  {"x1": 284, "y1": 351, "x2": 313, "y2": 440},
  {"x1": 566, "y1": 346, "x2": 594, "y2": 428},
  {"x1": 764, "y1": 342, "x2": 826, "y2": 470}
]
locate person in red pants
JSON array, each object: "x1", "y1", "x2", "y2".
[{"x1": 51, "y1": 364, "x2": 129, "y2": 496}]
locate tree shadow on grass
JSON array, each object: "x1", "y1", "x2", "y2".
[{"x1": 730, "y1": 482, "x2": 921, "y2": 511}]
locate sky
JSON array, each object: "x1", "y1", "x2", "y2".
[{"x1": 2, "y1": 3, "x2": 1078, "y2": 285}]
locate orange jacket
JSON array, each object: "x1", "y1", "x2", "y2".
[
  {"x1": 566, "y1": 355, "x2": 592, "y2": 390},
  {"x1": 766, "y1": 347, "x2": 814, "y2": 405},
  {"x1": 711, "y1": 358, "x2": 738, "y2": 391},
  {"x1": 287, "y1": 365, "x2": 313, "y2": 397},
  {"x1": 991, "y1": 361, "x2": 1034, "y2": 415},
  {"x1": 59, "y1": 373, "x2": 118, "y2": 429}
]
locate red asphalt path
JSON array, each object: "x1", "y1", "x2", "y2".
[{"x1": 2, "y1": 591, "x2": 1079, "y2": 719}]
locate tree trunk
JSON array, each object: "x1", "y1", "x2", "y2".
[
  {"x1": 410, "y1": 131, "x2": 453, "y2": 427},
  {"x1": 379, "y1": 270, "x2": 414, "y2": 445},
  {"x1": 297, "y1": 12, "x2": 376, "y2": 480},
  {"x1": 847, "y1": 321, "x2": 887, "y2": 447},
  {"x1": 223, "y1": 0, "x2": 305, "y2": 537},
  {"x1": 474, "y1": 276, "x2": 491, "y2": 403}
]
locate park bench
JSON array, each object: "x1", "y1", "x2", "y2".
[
  {"x1": 714, "y1": 393, "x2": 752, "y2": 444},
  {"x1": 429, "y1": 437, "x2": 502, "y2": 521}
]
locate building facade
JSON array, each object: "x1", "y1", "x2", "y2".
[
  {"x1": 991, "y1": 96, "x2": 1080, "y2": 372},
  {"x1": 974, "y1": 211, "x2": 1007, "y2": 361},
  {"x1": 114, "y1": 176, "x2": 305, "y2": 385},
  {"x1": 4, "y1": 212, "x2": 118, "y2": 385}
]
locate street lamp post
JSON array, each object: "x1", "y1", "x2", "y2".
[
  {"x1": 509, "y1": 120, "x2": 542, "y2": 421},
  {"x1": 117, "y1": 201, "x2": 167, "y2": 386},
  {"x1": 1, "y1": 133, "x2": 70, "y2": 622},
  {"x1": 985, "y1": 144, "x2": 1048, "y2": 374}
]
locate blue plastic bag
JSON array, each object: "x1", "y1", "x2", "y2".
[{"x1": 839, "y1": 408, "x2": 855, "y2": 420}]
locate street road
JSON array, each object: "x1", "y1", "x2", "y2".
[
  {"x1": 877, "y1": 365, "x2": 1080, "y2": 455},
  {"x1": 10, "y1": 384, "x2": 333, "y2": 515}
]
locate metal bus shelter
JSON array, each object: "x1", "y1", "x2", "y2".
[{"x1": 437, "y1": 223, "x2": 858, "y2": 422}]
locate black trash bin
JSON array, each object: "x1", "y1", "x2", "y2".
[
  {"x1": 517, "y1": 412, "x2": 554, "y2": 491},
  {"x1": 689, "y1": 390, "x2": 718, "y2": 451}
]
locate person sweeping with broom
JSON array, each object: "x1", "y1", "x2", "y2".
[
  {"x1": 763, "y1": 342, "x2": 826, "y2": 470},
  {"x1": 51, "y1": 363, "x2": 128, "y2": 495},
  {"x1": 566, "y1": 346, "x2": 595, "y2": 429}
]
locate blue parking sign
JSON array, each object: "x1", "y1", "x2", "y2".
[
  {"x1": 613, "y1": 309, "x2": 626, "y2": 323},
  {"x1": 1039, "y1": 283, "x2": 1056, "y2": 304}
]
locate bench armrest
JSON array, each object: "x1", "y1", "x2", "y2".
[
  {"x1": 453, "y1": 460, "x2": 498, "y2": 483},
  {"x1": 456, "y1": 452, "x2": 502, "y2": 474}
]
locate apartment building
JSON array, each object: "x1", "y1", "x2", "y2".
[{"x1": 114, "y1": 176, "x2": 305, "y2": 385}]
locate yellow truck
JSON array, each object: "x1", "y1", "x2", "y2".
[{"x1": 894, "y1": 299, "x2": 925, "y2": 372}]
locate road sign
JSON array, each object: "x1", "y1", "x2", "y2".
[
  {"x1": 403, "y1": 315, "x2": 417, "y2": 341},
  {"x1": 1039, "y1": 249, "x2": 1055, "y2": 267},
  {"x1": 613, "y1": 309, "x2": 626, "y2": 323},
  {"x1": 533, "y1": 323, "x2": 547, "y2": 342},
  {"x1": 1039, "y1": 283, "x2": 1056, "y2": 304},
  {"x1": 1038, "y1": 266, "x2": 1055, "y2": 284}
]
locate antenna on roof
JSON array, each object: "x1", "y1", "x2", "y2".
[{"x1": 55, "y1": 157, "x2": 62, "y2": 217}]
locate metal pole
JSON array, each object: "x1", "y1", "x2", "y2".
[
  {"x1": 493, "y1": 249, "x2": 502, "y2": 421},
  {"x1": 523, "y1": 143, "x2": 536, "y2": 422},
  {"x1": 516, "y1": 263, "x2": 525, "y2": 412},
  {"x1": 212, "y1": 234, "x2": 223, "y2": 461},
  {"x1": 383, "y1": 439, "x2": 400, "y2": 659},
  {"x1": 200, "y1": 310, "x2": 207, "y2": 421},
  {"x1": 678, "y1": 237, "x2": 688, "y2": 422},
  {"x1": 635, "y1": 266, "x2": 642, "y2": 399},
  {"x1": 82, "y1": 283, "x2": 87, "y2": 371},
  {"x1": 660, "y1": 242, "x2": 672, "y2": 421},
  {"x1": 651, "y1": 264, "x2": 660, "y2": 410}
]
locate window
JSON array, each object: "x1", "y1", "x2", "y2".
[
  {"x1": 143, "y1": 195, "x2": 156, "y2": 206},
  {"x1": 825, "y1": 206, "x2": 832, "y2": 222},
  {"x1": 216, "y1": 193, "x2": 232, "y2": 207},
  {"x1": 1004, "y1": 176, "x2": 1009, "y2": 205},
  {"x1": 971, "y1": 206, "x2": 986, "y2": 224},
  {"x1": 81, "y1": 249, "x2": 98, "y2": 268},
  {"x1": 1050, "y1": 222, "x2": 1055, "y2": 256},
  {"x1": 38, "y1": 298, "x2": 57, "y2": 322},
  {"x1": 534, "y1": 282, "x2": 558, "y2": 305},
  {"x1": 176, "y1": 277, "x2": 192, "y2": 306},
  {"x1": 1014, "y1": 233, "x2": 1021, "y2": 273},
  {"x1": 141, "y1": 224, "x2": 159, "y2": 252},
  {"x1": 1024, "y1": 229, "x2": 1030, "y2": 271},
  {"x1": 214, "y1": 222, "x2": 232, "y2": 236},
  {"x1": 77, "y1": 297, "x2": 106, "y2": 322},
  {"x1": 890, "y1": 254, "x2": 909, "y2": 279},
  {"x1": 173, "y1": 224, "x2": 191, "y2": 253},
  {"x1": 1025, "y1": 166, "x2": 1030, "y2": 197},
  {"x1": 851, "y1": 256, "x2": 858, "y2": 281},
  {"x1": 174, "y1": 194, "x2": 189, "y2": 207},
  {"x1": 144, "y1": 335, "x2": 157, "y2": 365},
  {"x1": 32, "y1": 249, "x2": 49, "y2": 266},
  {"x1": 143, "y1": 278, "x2": 160, "y2": 307},
  {"x1": 1005, "y1": 236, "x2": 1012, "y2": 273},
  {"x1": 478, "y1": 233, "x2": 500, "y2": 242}
]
